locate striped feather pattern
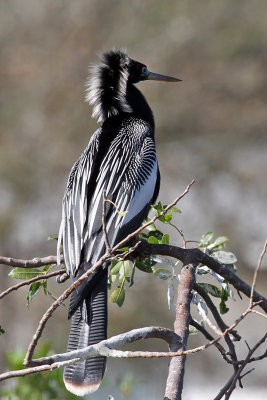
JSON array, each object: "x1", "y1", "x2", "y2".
[{"x1": 58, "y1": 109, "x2": 159, "y2": 396}]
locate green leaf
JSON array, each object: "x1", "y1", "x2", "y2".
[
  {"x1": 199, "y1": 232, "x2": 214, "y2": 247},
  {"x1": 168, "y1": 206, "x2": 181, "y2": 214},
  {"x1": 110, "y1": 285, "x2": 125, "y2": 307},
  {"x1": 47, "y1": 236, "x2": 58, "y2": 241},
  {"x1": 153, "y1": 268, "x2": 172, "y2": 280},
  {"x1": 219, "y1": 300, "x2": 229, "y2": 314},
  {"x1": 151, "y1": 201, "x2": 164, "y2": 215},
  {"x1": 129, "y1": 261, "x2": 136, "y2": 287},
  {"x1": 141, "y1": 229, "x2": 164, "y2": 242},
  {"x1": 134, "y1": 258, "x2": 154, "y2": 273},
  {"x1": 42, "y1": 280, "x2": 48, "y2": 296},
  {"x1": 145, "y1": 222, "x2": 157, "y2": 232},
  {"x1": 189, "y1": 325, "x2": 198, "y2": 335},
  {"x1": 118, "y1": 210, "x2": 128, "y2": 217},
  {"x1": 213, "y1": 251, "x2": 237, "y2": 265},
  {"x1": 9, "y1": 268, "x2": 44, "y2": 280},
  {"x1": 119, "y1": 261, "x2": 130, "y2": 283},
  {"x1": 27, "y1": 282, "x2": 42, "y2": 307},
  {"x1": 198, "y1": 283, "x2": 221, "y2": 298},
  {"x1": 219, "y1": 287, "x2": 229, "y2": 314},
  {"x1": 212, "y1": 236, "x2": 229, "y2": 247},
  {"x1": 164, "y1": 213, "x2": 172, "y2": 223},
  {"x1": 160, "y1": 233, "x2": 169, "y2": 245},
  {"x1": 110, "y1": 260, "x2": 123, "y2": 275},
  {"x1": 108, "y1": 273, "x2": 117, "y2": 286},
  {"x1": 42, "y1": 264, "x2": 51, "y2": 272},
  {"x1": 148, "y1": 236, "x2": 159, "y2": 244},
  {"x1": 116, "y1": 247, "x2": 129, "y2": 252},
  {"x1": 0, "y1": 325, "x2": 5, "y2": 335}
]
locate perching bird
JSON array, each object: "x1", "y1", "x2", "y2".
[{"x1": 57, "y1": 49, "x2": 180, "y2": 396}]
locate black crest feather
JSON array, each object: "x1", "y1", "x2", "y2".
[{"x1": 85, "y1": 49, "x2": 133, "y2": 122}]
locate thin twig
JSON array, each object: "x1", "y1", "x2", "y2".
[
  {"x1": 223, "y1": 333, "x2": 267, "y2": 400},
  {"x1": 0, "y1": 269, "x2": 65, "y2": 299},
  {"x1": 250, "y1": 239, "x2": 267, "y2": 308},
  {"x1": 250, "y1": 309, "x2": 267, "y2": 319},
  {"x1": 0, "y1": 255, "x2": 63, "y2": 269},
  {"x1": 194, "y1": 283, "x2": 240, "y2": 375},
  {"x1": 229, "y1": 349, "x2": 267, "y2": 365},
  {"x1": 111, "y1": 180, "x2": 195, "y2": 254},
  {"x1": 189, "y1": 318, "x2": 227, "y2": 358}
]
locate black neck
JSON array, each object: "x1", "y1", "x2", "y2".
[{"x1": 126, "y1": 84, "x2": 155, "y2": 129}]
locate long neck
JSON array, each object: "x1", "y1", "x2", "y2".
[{"x1": 126, "y1": 84, "x2": 155, "y2": 129}]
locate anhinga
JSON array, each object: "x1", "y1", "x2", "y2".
[{"x1": 57, "y1": 49, "x2": 180, "y2": 396}]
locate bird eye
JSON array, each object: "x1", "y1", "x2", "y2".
[{"x1": 141, "y1": 66, "x2": 147, "y2": 75}]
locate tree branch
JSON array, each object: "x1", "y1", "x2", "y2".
[
  {"x1": 194, "y1": 283, "x2": 240, "y2": 377},
  {"x1": 250, "y1": 240, "x2": 267, "y2": 308},
  {"x1": 134, "y1": 242, "x2": 267, "y2": 313},
  {"x1": 1, "y1": 326, "x2": 181, "y2": 381},
  {"x1": 0, "y1": 269, "x2": 65, "y2": 299},
  {"x1": 215, "y1": 333, "x2": 267, "y2": 400},
  {"x1": 1, "y1": 185, "x2": 266, "y2": 399},
  {"x1": 164, "y1": 263, "x2": 196, "y2": 400},
  {"x1": 189, "y1": 318, "x2": 227, "y2": 358},
  {"x1": 1, "y1": 302, "x2": 261, "y2": 384},
  {"x1": 0, "y1": 255, "x2": 63, "y2": 268}
]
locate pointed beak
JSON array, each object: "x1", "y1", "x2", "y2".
[{"x1": 147, "y1": 71, "x2": 182, "y2": 83}]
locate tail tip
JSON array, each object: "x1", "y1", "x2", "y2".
[{"x1": 64, "y1": 377, "x2": 101, "y2": 396}]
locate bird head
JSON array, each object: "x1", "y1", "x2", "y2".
[
  {"x1": 128, "y1": 59, "x2": 181, "y2": 84},
  {"x1": 86, "y1": 49, "x2": 181, "y2": 122}
]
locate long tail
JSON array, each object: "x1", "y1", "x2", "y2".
[{"x1": 64, "y1": 269, "x2": 108, "y2": 396}]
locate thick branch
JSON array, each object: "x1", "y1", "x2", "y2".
[
  {"x1": 136, "y1": 242, "x2": 267, "y2": 313},
  {"x1": 0, "y1": 303, "x2": 262, "y2": 383},
  {"x1": 1, "y1": 327, "x2": 180, "y2": 381},
  {"x1": 164, "y1": 263, "x2": 196, "y2": 400}
]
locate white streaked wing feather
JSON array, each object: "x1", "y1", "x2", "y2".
[
  {"x1": 120, "y1": 159, "x2": 158, "y2": 227},
  {"x1": 57, "y1": 129, "x2": 100, "y2": 275},
  {"x1": 58, "y1": 119, "x2": 158, "y2": 277}
]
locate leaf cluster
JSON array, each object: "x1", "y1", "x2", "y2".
[
  {"x1": 197, "y1": 232, "x2": 237, "y2": 315},
  {"x1": 8, "y1": 264, "x2": 58, "y2": 308}
]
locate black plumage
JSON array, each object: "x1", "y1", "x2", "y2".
[{"x1": 57, "y1": 49, "x2": 180, "y2": 396}]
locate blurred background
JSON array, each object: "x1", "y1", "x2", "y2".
[{"x1": 0, "y1": 0, "x2": 266, "y2": 399}]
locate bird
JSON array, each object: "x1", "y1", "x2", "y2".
[{"x1": 57, "y1": 49, "x2": 180, "y2": 396}]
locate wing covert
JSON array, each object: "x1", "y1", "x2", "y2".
[
  {"x1": 57, "y1": 129, "x2": 101, "y2": 275},
  {"x1": 58, "y1": 118, "x2": 159, "y2": 277}
]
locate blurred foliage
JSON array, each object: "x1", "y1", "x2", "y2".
[
  {"x1": 116, "y1": 372, "x2": 144, "y2": 399},
  {"x1": 0, "y1": 343, "x2": 77, "y2": 400}
]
